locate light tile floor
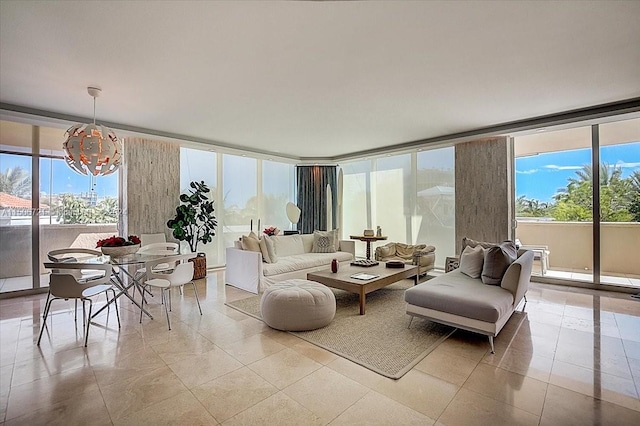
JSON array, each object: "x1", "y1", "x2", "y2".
[{"x1": 0, "y1": 271, "x2": 639, "y2": 425}]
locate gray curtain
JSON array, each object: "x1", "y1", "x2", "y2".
[{"x1": 296, "y1": 166, "x2": 337, "y2": 234}]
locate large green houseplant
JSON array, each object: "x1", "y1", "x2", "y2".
[{"x1": 167, "y1": 181, "x2": 217, "y2": 253}]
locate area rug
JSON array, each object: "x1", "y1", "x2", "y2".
[{"x1": 225, "y1": 280, "x2": 455, "y2": 379}]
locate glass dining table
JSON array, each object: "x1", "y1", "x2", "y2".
[{"x1": 83, "y1": 252, "x2": 176, "y2": 320}]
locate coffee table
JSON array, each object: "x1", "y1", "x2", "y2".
[{"x1": 307, "y1": 264, "x2": 419, "y2": 315}]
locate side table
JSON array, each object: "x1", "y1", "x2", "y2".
[{"x1": 349, "y1": 235, "x2": 387, "y2": 260}]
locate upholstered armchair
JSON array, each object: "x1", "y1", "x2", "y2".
[{"x1": 375, "y1": 242, "x2": 436, "y2": 275}]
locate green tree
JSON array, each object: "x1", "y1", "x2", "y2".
[
  {"x1": 0, "y1": 166, "x2": 31, "y2": 196},
  {"x1": 58, "y1": 194, "x2": 118, "y2": 224},
  {"x1": 552, "y1": 163, "x2": 634, "y2": 222},
  {"x1": 516, "y1": 195, "x2": 550, "y2": 218},
  {"x1": 628, "y1": 170, "x2": 640, "y2": 221}
]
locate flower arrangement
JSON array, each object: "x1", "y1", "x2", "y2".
[
  {"x1": 263, "y1": 226, "x2": 280, "y2": 236},
  {"x1": 96, "y1": 235, "x2": 141, "y2": 248}
]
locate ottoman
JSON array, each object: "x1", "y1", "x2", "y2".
[{"x1": 260, "y1": 279, "x2": 336, "y2": 331}]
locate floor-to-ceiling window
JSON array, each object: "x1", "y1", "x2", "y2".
[
  {"x1": 514, "y1": 117, "x2": 639, "y2": 288},
  {"x1": 341, "y1": 147, "x2": 456, "y2": 265},
  {"x1": 179, "y1": 148, "x2": 296, "y2": 266},
  {"x1": 180, "y1": 148, "x2": 220, "y2": 265},
  {"x1": 1, "y1": 121, "x2": 119, "y2": 295}
]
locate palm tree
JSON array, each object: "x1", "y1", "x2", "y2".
[
  {"x1": 0, "y1": 166, "x2": 31, "y2": 197},
  {"x1": 568, "y1": 163, "x2": 622, "y2": 187}
]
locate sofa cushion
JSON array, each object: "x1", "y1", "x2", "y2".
[
  {"x1": 311, "y1": 230, "x2": 337, "y2": 253},
  {"x1": 271, "y1": 234, "x2": 305, "y2": 257},
  {"x1": 462, "y1": 237, "x2": 495, "y2": 250},
  {"x1": 405, "y1": 270, "x2": 514, "y2": 322},
  {"x1": 262, "y1": 251, "x2": 352, "y2": 277},
  {"x1": 482, "y1": 241, "x2": 517, "y2": 285},
  {"x1": 259, "y1": 235, "x2": 278, "y2": 264},
  {"x1": 301, "y1": 234, "x2": 315, "y2": 253},
  {"x1": 459, "y1": 245, "x2": 484, "y2": 279}
]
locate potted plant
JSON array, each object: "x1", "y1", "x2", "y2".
[{"x1": 167, "y1": 181, "x2": 217, "y2": 279}]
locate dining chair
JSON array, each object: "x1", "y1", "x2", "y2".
[
  {"x1": 38, "y1": 262, "x2": 120, "y2": 347},
  {"x1": 139, "y1": 253, "x2": 201, "y2": 330},
  {"x1": 141, "y1": 233, "x2": 167, "y2": 246},
  {"x1": 45, "y1": 248, "x2": 118, "y2": 319}
]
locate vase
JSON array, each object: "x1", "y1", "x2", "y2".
[
  {"x1": 331, "y1": 258, "x2": 339, "y2": 273},
  {"x1": 100, "y1": 244, "x2": 140, "y2": 257}
]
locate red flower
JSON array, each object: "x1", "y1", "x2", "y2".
[{"x1": 96, "y1": 235, "x2": 141, "y2": 248}]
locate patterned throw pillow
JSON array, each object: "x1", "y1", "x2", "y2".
[{"x1": 311, "y1": 230, "x2": 337, "y2": 253}]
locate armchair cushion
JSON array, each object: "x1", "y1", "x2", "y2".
[{"x1": 375, "y1": 242, "x2": 435, "y2": 275}]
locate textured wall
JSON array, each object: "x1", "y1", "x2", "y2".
[
  {"x1": 121, "y1": 137, "x2": 180, "y2": 241},
  {"x1": 454, "y1": 136, "x2": 512, "y2": 253}
]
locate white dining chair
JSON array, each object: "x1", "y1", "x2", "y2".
[
  {"x1": 141, "y1": 233, "x2": 167, "y2": 246},
  {"x1": 39, "y1": 262, "x2": 120, "y2": 347},
  {"x1": 138, "y1": 253, "x2": 201, "y2": 330}
]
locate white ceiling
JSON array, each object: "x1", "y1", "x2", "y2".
[{"x1": 1, "y1": 1, "x2": 639, "y2": 159}]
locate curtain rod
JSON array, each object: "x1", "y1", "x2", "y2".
[{"x1": 295, "y1": 164, "x2": 338, "y2": 167}]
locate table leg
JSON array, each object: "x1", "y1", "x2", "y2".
[
  {"x1": 359, "y1": 287, "x2": 366, "y2": 315},
  {"x1": 365, "y1": 241, "x2": 372, "y2": 260},
  {"x1": 91, "y1": 267, "x2": 154, "y2": 320}
]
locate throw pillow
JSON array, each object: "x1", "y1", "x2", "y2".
[
  {"x1": 459, "y1": 245, "x2": 485, "y2": 278},
  {"x1": 264, "y1": 234, "x2": 278, "y2": 263},
  {"x1": 481, "y1": 241, "x2": 517, "y2": 285},
  {"x1": 241, "y1": 234, "x2": 261, "y2": 253},
  {"x1": 258, "y1": 238, "x2": 272, "y2": 263},
  {"x1": 462, "y1": 237, "x2": 495, "y2": 251},
  {"x1": 311, "y1": 230, "x2": 337, "y2": 253}
]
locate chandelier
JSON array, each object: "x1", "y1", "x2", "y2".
[{"x1": 63, "y1": 87, "x2": 122, "y2": 176}]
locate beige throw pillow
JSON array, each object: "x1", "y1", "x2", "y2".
[
  {"x1": 459, "y1": 245, "x2": 484, "y2": 278},
  {"x1": 263, "y1": 235, "x2": 278, "y2": 263},
  {"x1": 481, "y1": 241, "x2": 517, "y2": 285},
  {"x1": 311, "y1": 230, "x2": 337, "y2": 253},
  {"x1": 259, "y1": 238, "x2": 272, "y2": 263},
  {"x1": 241, "y1": 234, "x2": 261, "y2": 253}
]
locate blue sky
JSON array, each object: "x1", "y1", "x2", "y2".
[
  {"x1": 0, "y1": 153, "x2": 118, "y2": 198},
  {"x1": 516, "y1": 142, "x2": 640, "y2": 202}
]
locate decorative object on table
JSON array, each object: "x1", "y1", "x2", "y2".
[
  {"x1": 376, "y1": 226, "x2": 382, "y2": 237},
  {"x1": 385, "y1": 260, "x2": 405, "y2": 269},
  {"x1": 285, "y1": 202, "x2": 301, "y2": 232},
  {"x1": 263, "y1": 226, "x2": 280, "y2": 236},
  {"x1": 350, "y1": 234, "x2": 388, "y2": 260},
  {"x1": 63, "y1": 87, "x2": 122, "y2": 176},
  {"x1": 331, "y1": 258, "x2": 339, "y2": 273},
  {"x1": 350, "y1": 259, "x2": 379, "y2": 267},
  {"x1": 96, "y1": 235, "x2": 141, "y2": 257},
  {"x1": 167, "y1": 181, "x2": 217, "y2": 279},
  {"x1": 363, "y1": 229, "x2": 375, "y2": 237}
]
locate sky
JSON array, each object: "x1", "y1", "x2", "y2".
[{"x1": 516, "y1": 142, "x2": 640, "y2": 202}]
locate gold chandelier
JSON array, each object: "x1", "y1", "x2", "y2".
[{"x1": 63, "y1": 87, "x2": 122, "y2": 176}]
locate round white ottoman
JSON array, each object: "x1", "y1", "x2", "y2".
[{"x1": 260, "y1": 279, "x2": 336, "y2": 331}]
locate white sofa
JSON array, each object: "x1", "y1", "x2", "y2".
[{"x1": 225, "y1": 233, "x2": 355, "y2": 294}]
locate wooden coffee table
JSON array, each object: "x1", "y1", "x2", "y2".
[{"x1": 307, "y1": 264, "x2": 419, "y2": 315}]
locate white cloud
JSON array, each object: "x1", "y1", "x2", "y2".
[
  {"x1": 614, "y1": 161, "x2": 640, "y2": 168},
  {"x1": 516, "y1": 169, "x2": 538, "y2": 175},
  {"x1": 542, "y1": 164, "x2": 583, "y2": 171}
]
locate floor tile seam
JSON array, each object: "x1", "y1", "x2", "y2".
[
  {"x1": 551, "y1": 354, "x2": 635, "y2": 381},
  {"x1": 218, "y1": 343, "x2": 287, "y2": 367},
  {"x1": 182, "y1": 388, "x2": 220, "y2": 424},
  {"x1": 459, "y1": 385, "x2": 545, "y2": 419},
  {"x1": 548, "y1": 380, "x2": 640, "y2": 413},
  {"x1": 90, "y1": 365, "x2": 116, "y2": 426},
  {"x1": 245, "y1": 353, "x2": 323, "y2": 391}
]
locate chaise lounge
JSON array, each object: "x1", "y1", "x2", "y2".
[{"x1": 404, "y1": 240, "x2": 533, "y2": 353}]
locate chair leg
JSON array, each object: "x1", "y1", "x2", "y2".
[
  {"x1": 139, "y1": 285, "x2": 147, "y2": 324},
  {"x1": 75, "y1": 299, "x2": 78, "y2": 322},
  {"x1": 162, "y1": 289, "x2": 171, "y2": 330},
  {"x1": 168, "y1": 288, "x2": 172, "y2": 312},
  {"x1": 82, "y1": 300, "x2": 86, "y2": 326},
  {"x1": 37, "y1": 298, "x2": 54, "y2": 346},
  {"x1": 407, "y1": 316, "x2": 414, "y2": 329},
  {"x1": 192, "y1": 282, "x2": 202, "y2": 315},
  {"x1": 488, "y1": 335, "x2": 495, "y2": 354},
  {"x1": 42, "y1": 290, "x2": 51, "y2": 319},
  {"x1": 112, "y1": 289, "x2": 121, "y2": 328},
  {"x1": 85, "y1": 299, "x2": 93, "y2": 347}
]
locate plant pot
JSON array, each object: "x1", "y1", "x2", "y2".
[
  {"x1": 189, "y1": 253, "x2": 207, "y2": 280},
  {"x1": 100, "y1": 244, "x2": 140, "y2": 257}
]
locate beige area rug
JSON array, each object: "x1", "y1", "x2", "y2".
[{"x1": 226, "y1": 280, "x2": 455, "y2": 379}]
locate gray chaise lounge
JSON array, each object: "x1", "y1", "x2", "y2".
[{"x1": 404, "y1": 249, "x2": 533, "y2": 353}]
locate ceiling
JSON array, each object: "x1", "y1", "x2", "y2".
[{"x1": 1, "y1": 1, "x2": 639, "y2": 160}]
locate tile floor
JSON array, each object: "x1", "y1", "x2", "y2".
[{"x1": 0, "y1": 271, "x2": 639, "y2": 425}]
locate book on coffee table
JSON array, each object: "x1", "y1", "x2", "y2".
[{"x1": 350, "y1": 273, "x2": 380, "y2": 280}]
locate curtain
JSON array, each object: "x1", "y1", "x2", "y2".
[{"x1": 296, "y1": 165, "x2": 337, "y2": 234}]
